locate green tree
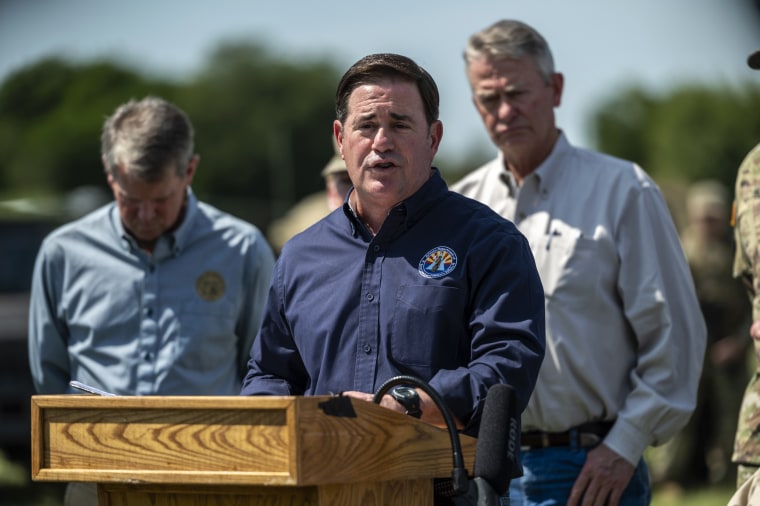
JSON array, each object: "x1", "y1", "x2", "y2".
[
  {"x1": 0, "y1": 57, "x2": 178, "y2": 194},
  {"x1": 0, "y1": 43, "x2": 466, "y2": 229},
  {"x1": 0, "y1": 42, "x2": 344, "y2": 229},
  {"x1": 179, "y1": 41, "x2": 341, "y2": 225},
  {"x1": 591, "y1": 83, "x2": 760, "y2": 192}
]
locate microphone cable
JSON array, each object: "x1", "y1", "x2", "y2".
[{"x1": 372, "y1": 374, "x2": 469, "y2": 496}]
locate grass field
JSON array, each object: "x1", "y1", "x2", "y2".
[{"x1": 653, "y1": 484, "x2": 734, "y2": 506}]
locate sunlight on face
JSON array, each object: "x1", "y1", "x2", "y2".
[
  {"x1": 335, "y1": 78, "x2": 442, "y2": 213},
  {"x1": 467, "y1": 56, "x2": 561, "y2": 164}
]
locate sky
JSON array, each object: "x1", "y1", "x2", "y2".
[{"x1": 1, "y1": 0, "x2": 760, "y2": 161}]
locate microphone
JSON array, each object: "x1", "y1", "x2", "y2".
[
  {"x1": 454, "y1": 383, "x2": 520, "y2": 506},
  {"x1": 372, "y1": 377, "x2": 520, "y2": 505},
  {"x1": 474, "y1": 383, "x2": 519, "y2": 493}
]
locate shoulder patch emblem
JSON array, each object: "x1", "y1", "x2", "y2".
[
  {"x1": 196, "y1": 271, "x2": 226, "y2": 302},
  {"x1": 418, "y1": 246, "x2": 457, "y2": 278}
]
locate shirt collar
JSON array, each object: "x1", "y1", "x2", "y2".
[
  {"x1": 170, "y1": 188, "x2": 198, "y2": 253},
  {"x1": 111, "y1": 187, "x2": 198, "y2": 256},
  {"x1": 498, "y1": 131, "x2": 571, "y2": 197},
  {"x1": 532, "y1": 131, "x2": 571, "y2": 193},
  {"x1": 341, "y1": 168, "x2": 447, "y2": 239}
]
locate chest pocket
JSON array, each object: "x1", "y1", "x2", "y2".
[
  {"x1": 391, "y1": 285, "x2": 465, "y2": 372},
  {"x1": 174, "y1": 294, "x2": 238, "y2": 371},
  {"x1": 530, "y1": 223, "x2": 599, "y2": 303}
]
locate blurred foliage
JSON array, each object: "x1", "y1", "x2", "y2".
[
  {"x1": 4, "y1": 39, "x2": 760, "y2": 232},
  {"x1": 0, "y1": 58, "x2": 178, "y2": 193},
  {"x1": 179, "y1": 42, "x2": 339, "y2": 221},
  {"x1": 591, "y1": 83, "x2": 760, "y2": 193},
  {"x1": 0, "y1": 41, "x2": 341, "y2": 229}
]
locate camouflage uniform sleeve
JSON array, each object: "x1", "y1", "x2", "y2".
[
  {"x1": 732, "y1": 142, "x2": 760, "y2": 466},
  {"x1": 734, "y1": 142, "x2": 760, "y2": 320}
]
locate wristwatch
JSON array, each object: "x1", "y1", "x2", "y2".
[{"x1": 389, "y1": 385, "x2": 422, "y2": 418}]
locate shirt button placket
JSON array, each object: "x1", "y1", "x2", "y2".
[
  {"x1": 137, "y1": 262, "x2": 158, "y2": 394},
  {"x1": 354, "y1": 246, "x2": 382, "y2": 392}
]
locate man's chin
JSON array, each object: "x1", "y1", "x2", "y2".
[
  {"x1": 129, "y1": 227, "x2": 163, "y2": 244},
  {"x1": 496, "y1": 134, "x2": 533, "y2": 152}
]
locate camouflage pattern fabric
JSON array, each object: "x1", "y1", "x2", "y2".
[
  {"x1": 737, "y1": 464, "x2": 760, "y2": 490},
  {"x1": 729, "y1": 466, "x2": 760, "y2": 505},
  {"x1": 733, "y1": 142, "x2": 760, "y2": 469}
]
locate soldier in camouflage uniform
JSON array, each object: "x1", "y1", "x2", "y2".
[{"x1": 732, "y1": 49, "x2": 760, "y2": 489}]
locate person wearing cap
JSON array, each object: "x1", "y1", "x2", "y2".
[
  {"x1": 323, "y1": 152, "x2": 353, "y2": 210},
  {"x1": 730, "y1": 48, "x2": 760, "y2": 492},
  {"x1": 266, "y1": 150, "x2": 352, "y2": 254},
  {"x1": 452, "y1": 19, "x2": 705, "y2": 505}
]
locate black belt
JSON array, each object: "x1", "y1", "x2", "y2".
[{"x1": 521, "y1": 420, "x2": 614, "y2": 450}]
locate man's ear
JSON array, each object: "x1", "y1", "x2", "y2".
[
  {"x1": 333, "y1": 121, "x2": 344, "y2": 159},
  {"x1": 551, "y1": 72, "x2": 564, "y2": 108},
  {"x1": 185, "y1": 155, "x2": 200, "y2": 183},
  {"x1": 429, "y1": 120, "x2": 443, "y2": 155},
  {"x1": 103, "y1": 156, "x2": 115, "y2": 186}
]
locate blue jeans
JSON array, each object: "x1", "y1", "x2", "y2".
[{"x1": 502, "y1": 446, "x2": 651, "y2": 506}]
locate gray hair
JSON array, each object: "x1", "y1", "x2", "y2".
[
  {"x1": 101, "y1": 96, "x2": 194, "y2": 181},
  {"x1": 464, "y1": 19, "x2": 555, "y2": 84}
]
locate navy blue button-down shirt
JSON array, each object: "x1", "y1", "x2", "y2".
[{"x1": 241, "y1": 170, "x2": 545, "y2": 432}]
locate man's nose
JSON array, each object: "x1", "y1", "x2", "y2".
[
  {"x1": 136, "y1": 203, "x2": 156, "y2": 220},
  {"x1": 497, "y1": 98, "x2": 516, "y2": 121},
  {"x1": 372, "y1": 126, "x2": 394, "y2": 152}
]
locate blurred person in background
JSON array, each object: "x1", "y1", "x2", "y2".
[
  {"x1": 652, "y1": 180, "x2": 749, "y2": 489},
  {"x1": 28, "y1": 96, "x2": 275, "y2": 506},
  {"x1": 267, "y1": 145, "x2": 351, "y2": 254},
  {"x1": 452, "y1": 19, "x2": 705, "y2": 506}
]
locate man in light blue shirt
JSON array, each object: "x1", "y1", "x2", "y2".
[{"x1": 28, "y1": 96, "x2": 274, "y2": 397}]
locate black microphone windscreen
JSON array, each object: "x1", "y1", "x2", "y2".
[{"x1": 472, "y1": 383, "x2": 519, "y2": 495}]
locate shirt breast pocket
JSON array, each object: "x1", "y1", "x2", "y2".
[
  {"x1": 175, "y1": 297, "x2": 238, "y2": 370},
  {"x1": 391, "y1": 285, "x2": 465, "y2": 371},
  {"x1": 532, "y1": 226, "x2": 599, "y2": 302}
]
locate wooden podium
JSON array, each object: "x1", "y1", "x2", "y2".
[{"x1": 31, "y1": 395, "x2": 476, "y2": 505}]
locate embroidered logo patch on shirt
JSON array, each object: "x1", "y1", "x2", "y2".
[
  {"x1": 196, "y1": 271, "x2": 225, "y2": 302},
  {"x1": 418, "y1": 246, "x2": 457, "y2": 278}
]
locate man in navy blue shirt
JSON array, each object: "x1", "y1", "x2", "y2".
[{"x1": 241, "y1": 53, "x2": 545, "y2": 436}]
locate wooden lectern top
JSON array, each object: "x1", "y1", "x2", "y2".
[{"x1": 31, "y1": 394, "x2": 476, "y2": 487}]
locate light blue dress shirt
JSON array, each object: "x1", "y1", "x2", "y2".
[{"x1": 28, "y1": 189, "x2": 274, "y2": 396}]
